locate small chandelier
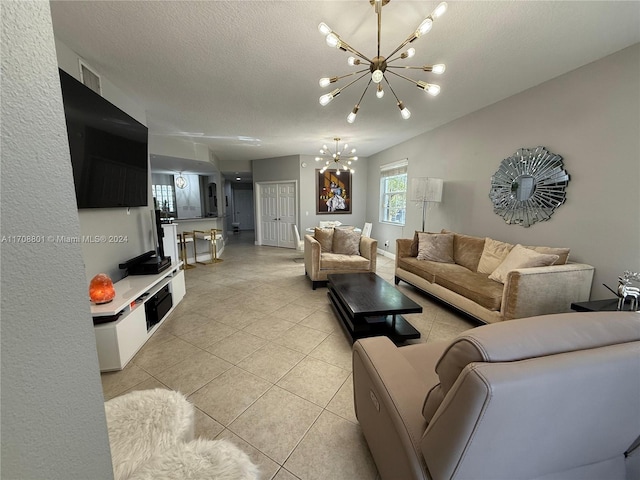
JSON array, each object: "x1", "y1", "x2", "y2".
[
  {"x1": 315, "y1": 137, "x2": 358, "y2": 175},
  {"x1": 175, "y1": 173, "x2": 187, "y2": 189},
  {"x1": 318, "y1": 0, "x2": 448, "y2": 122}
]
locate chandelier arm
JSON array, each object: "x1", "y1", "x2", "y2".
[
  {"x1": 383, "y1": 76, "x2": 402, "y2": 103},
  {"x1": 377, "y1": 0, "x2": 382, "y2": 59},
  {"x1": 387, "y1": 65, "x2": 429, "y2": 70},
  {"x1": 357, "y1": 78, "x2": 373, "y2": 105},
  {"x1": 385, "y1": 35, "x2": 418, "y2": 61},
  {"x1": 338, "y1": 71, "x2": 371, "y2": 94},
  {"x1": 334, "y1": 69, "x2": 370, "y2": 82},
  {"x1": 385, "y1": 69, "x2": 419, "y2": 85},
  {"x1": 337, "y1": 38, "x2": 373, "y2": 63}
]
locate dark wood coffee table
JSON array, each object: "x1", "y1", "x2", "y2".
[{"x1": 327, "y1": 272, "x2": 422, "y2": 342}]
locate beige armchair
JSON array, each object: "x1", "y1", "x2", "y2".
[
  {"x1": 304, "y1": 232, "x2": 377, "y2": 289},
  {"x1": 353, "y1": 311, "x2": 640, "y2": 480}
]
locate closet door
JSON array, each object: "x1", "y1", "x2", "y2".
[
  {"x1": 257, "y1": 182, "x2": 297, "y2": 248},
  {"x1": 260, "y1": 184, "x2": 279, "y2": 247},
  {"x1": 277, "y1": 183, "x2": 296, "y2": 249}
]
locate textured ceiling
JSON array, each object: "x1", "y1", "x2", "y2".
[{"x1": 50, "y1": 1, "x2": 640, "y2": 175}]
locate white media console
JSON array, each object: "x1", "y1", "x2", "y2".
[{"x1": 92, "y1": 263, "x2": 185, "y2": 371}]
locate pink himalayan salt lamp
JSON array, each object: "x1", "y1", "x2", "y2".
[{"x1": 89, "y1": 273, "x2": 116, "y2": 304}]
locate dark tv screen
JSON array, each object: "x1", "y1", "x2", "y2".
[{"x1": 58, "y1": 68, "x2": 149, "y2": 208}]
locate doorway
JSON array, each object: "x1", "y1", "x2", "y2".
[
  {"x1": 256, "y1": 181, "x2": 297, "y2": 248},
  {"x1": 233, "y1": 188, "x2": 255, "y2": 232}
]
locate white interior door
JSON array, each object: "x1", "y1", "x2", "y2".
[
  {"x1": 260, "y1": 184, "x2": 279, "y2": 247},
  {"x1": 258, "y1": 182, "x2": 297, "y2": 248},
  {"x1": 278, "y1": 183, "x2": 295, "y2": 249}
]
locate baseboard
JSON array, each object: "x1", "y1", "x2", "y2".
[{"x1": 377, "y1": 248, "x2": 395, "y2": 261}]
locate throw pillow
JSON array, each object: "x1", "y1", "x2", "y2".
[
  {"x1": 441, "y1": 229, "x2": 486, "y2": 272},
  {"x1": 477, "y1": 238, "x2": 515, "y2": 274},
  {"x1": 332, "y1": 228, "x2": 361, "y2": 255},
  {"x1": 416, "y1": 232, "x2": 455, "y2": 263},
  {"x1": 489, "y1": 244, "x2": 560, "y2": 283},
  {"x1": 411, "y1": 230, "x2": 436, "y2": 257},
  {"x1": 525, "y1": 245, "x2": 570, "y2": 265},
  {"x1": 314, "y1": 227, "x2": 334, "y2": 253}
]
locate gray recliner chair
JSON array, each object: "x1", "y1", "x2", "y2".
[{"x1": 353, "y1": 311, "x2": 640, "y2": 480}]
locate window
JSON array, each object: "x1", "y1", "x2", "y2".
[
  {"x1": 380, "y1": 160, "x2": 408, "y2": 225},
  {"x1": 152, "y1": 184, "x2": 175, "y2": 214}
]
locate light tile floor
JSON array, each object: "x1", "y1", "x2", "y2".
[{"x1": 101, "y1": 231, "x2": 478, "y2": 480}]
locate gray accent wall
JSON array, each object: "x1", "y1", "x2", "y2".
[
  {"x1": 1, "y1": 2, "x2": 113, "y2": 478},
  {"x1": 366, "y1": 44, "x2": 640, "y2": 300}
]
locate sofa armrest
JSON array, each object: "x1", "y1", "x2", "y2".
[
  {"x1": 353, "y1": 337, "x2": 434, "y2": 480},
  {"x1": 304, "y1": 234, "x2": 320, "y2": 279},
  {"x1": 501, "y1": 263, "x2": 595, "y2": 320},
  {"x1": 359, "y1": 236, "x2": 377, "y2": 271}
]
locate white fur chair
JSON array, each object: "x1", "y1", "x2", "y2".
[{"x1": 105, "y1": 389, "x2": 258, "y2": 480}]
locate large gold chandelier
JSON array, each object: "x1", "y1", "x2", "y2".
[
  {"x1": 318, "y1": 0, "x2": 448, "y2": 122},
  {"x1": 316, "y1": 137, "x2": 358, "y2": 175}
]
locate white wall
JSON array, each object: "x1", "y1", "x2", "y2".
[
  {"x1": 1, "y1": 2, "x2": 113, "y2": 478},
  {"x1": 366, "y1": 44, "x2": 640, "y2": 300}
]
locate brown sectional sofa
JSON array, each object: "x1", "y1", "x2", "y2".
[{"x1": 395, "y1": 230, "x2": 595, "y2": 323}]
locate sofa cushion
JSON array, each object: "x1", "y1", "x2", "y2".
[
  {"x1": 410, "y1": 230, "x2": 436, "y2": 257},
  {"x1": 320, "y1": 253, "x2": 370, "y2": 271},
  {"x1": 489, "y1": 244, "x2": 559, "y2": 283},
  {"x1": 434, "y1": 268, "x2": 503, "y2": 311},
  {"x1": 441, "y1": 230, "x2": 486, "y2": 272},
  {"x1": 314, "y1": 227, "x2": 334, "y2": 253},
  {"x1": 417, "y1": 232, "x2": 454, "y2": 263},
  {"x1": 525, "y1": 245, "x2": 570, "y2": 265},
  {"x1": 332, "y1": 228, "x2": 361, "y2": 255},
  {"x1": 476, "y1": 238, "x2": 515, "y2": 274}
]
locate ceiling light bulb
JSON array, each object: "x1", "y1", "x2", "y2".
[
  {"x1": 319, "y1": 77, "x2": 331, "y2": 88},
  {"x1": 398, "y1": 102, "x2": 411, "y2": 119},
  {"x1": 325, "y1": 161, "x2": 330, "y2": 166},
  {"x1": 332, "y1": 153, "x2": 337, "y2": 158},
  {"x1": 432, "y1": 64, "x2": 446, "y2": 74},
  {"x1": 319, "y1": 89, "x2": 340, "y2": 106},
  {"x1": 427, "y1": 84, "x2": 441, "y2": 96},
  {"x1": 416, "y1": 18, "x2": 433, "y2": 37},
  {"x1": 350, "y1": 169, "x2": 355, "y2": 174},
  {"x1": 347, "y1": 56, "x2": 361, "y2": 66},
  {"x1": 322, "y1": 144, "x2": 328, "y2": 150},
  {"x1": 432, "y1": 2, "x2": 448, "y2": 19},
  {"x1": 315, "y1": 157, "x2": 321, "y2": 161},
  {"x1": 347, "y1": 105, "x2": 359, "y2": 123},
  {"x1": 235, "y1": 177, "x2": 241, "y2": 181},
  {"x1": 326, "y1": 33, "x2": 340, "y2": 48},
  {"x1": 407, "y1": 48, "x2": 416, "y2": 58},
  {"x1": 347, "y1": 161, "x2": 352, "y2": 165},
  {"x1": 371, "y1": 69, "x2": 384, "y2": 83},
  {"x1": 336, "y1": 170, "x2": 341, "y2": 175},
  {"x1": 318, "y1": 22, "x2": 332, "y2": 36},
  {"x1": 343, "y1": 143, "x2": 348, "y2": 150},
  {"x1": 350, "y1": 148, "x2": 356, "y2": 154},
  {"x1": 376, "y1": 84, "x2": 384, "y2": 98}
]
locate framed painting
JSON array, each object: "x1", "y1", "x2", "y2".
[{"x1": 317, "y1": 169, "x2": 352, "y2": 214}]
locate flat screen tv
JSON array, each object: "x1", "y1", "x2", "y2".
[{"x1": 58, "y1": 68, "x2": 149, "y2": 208}]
